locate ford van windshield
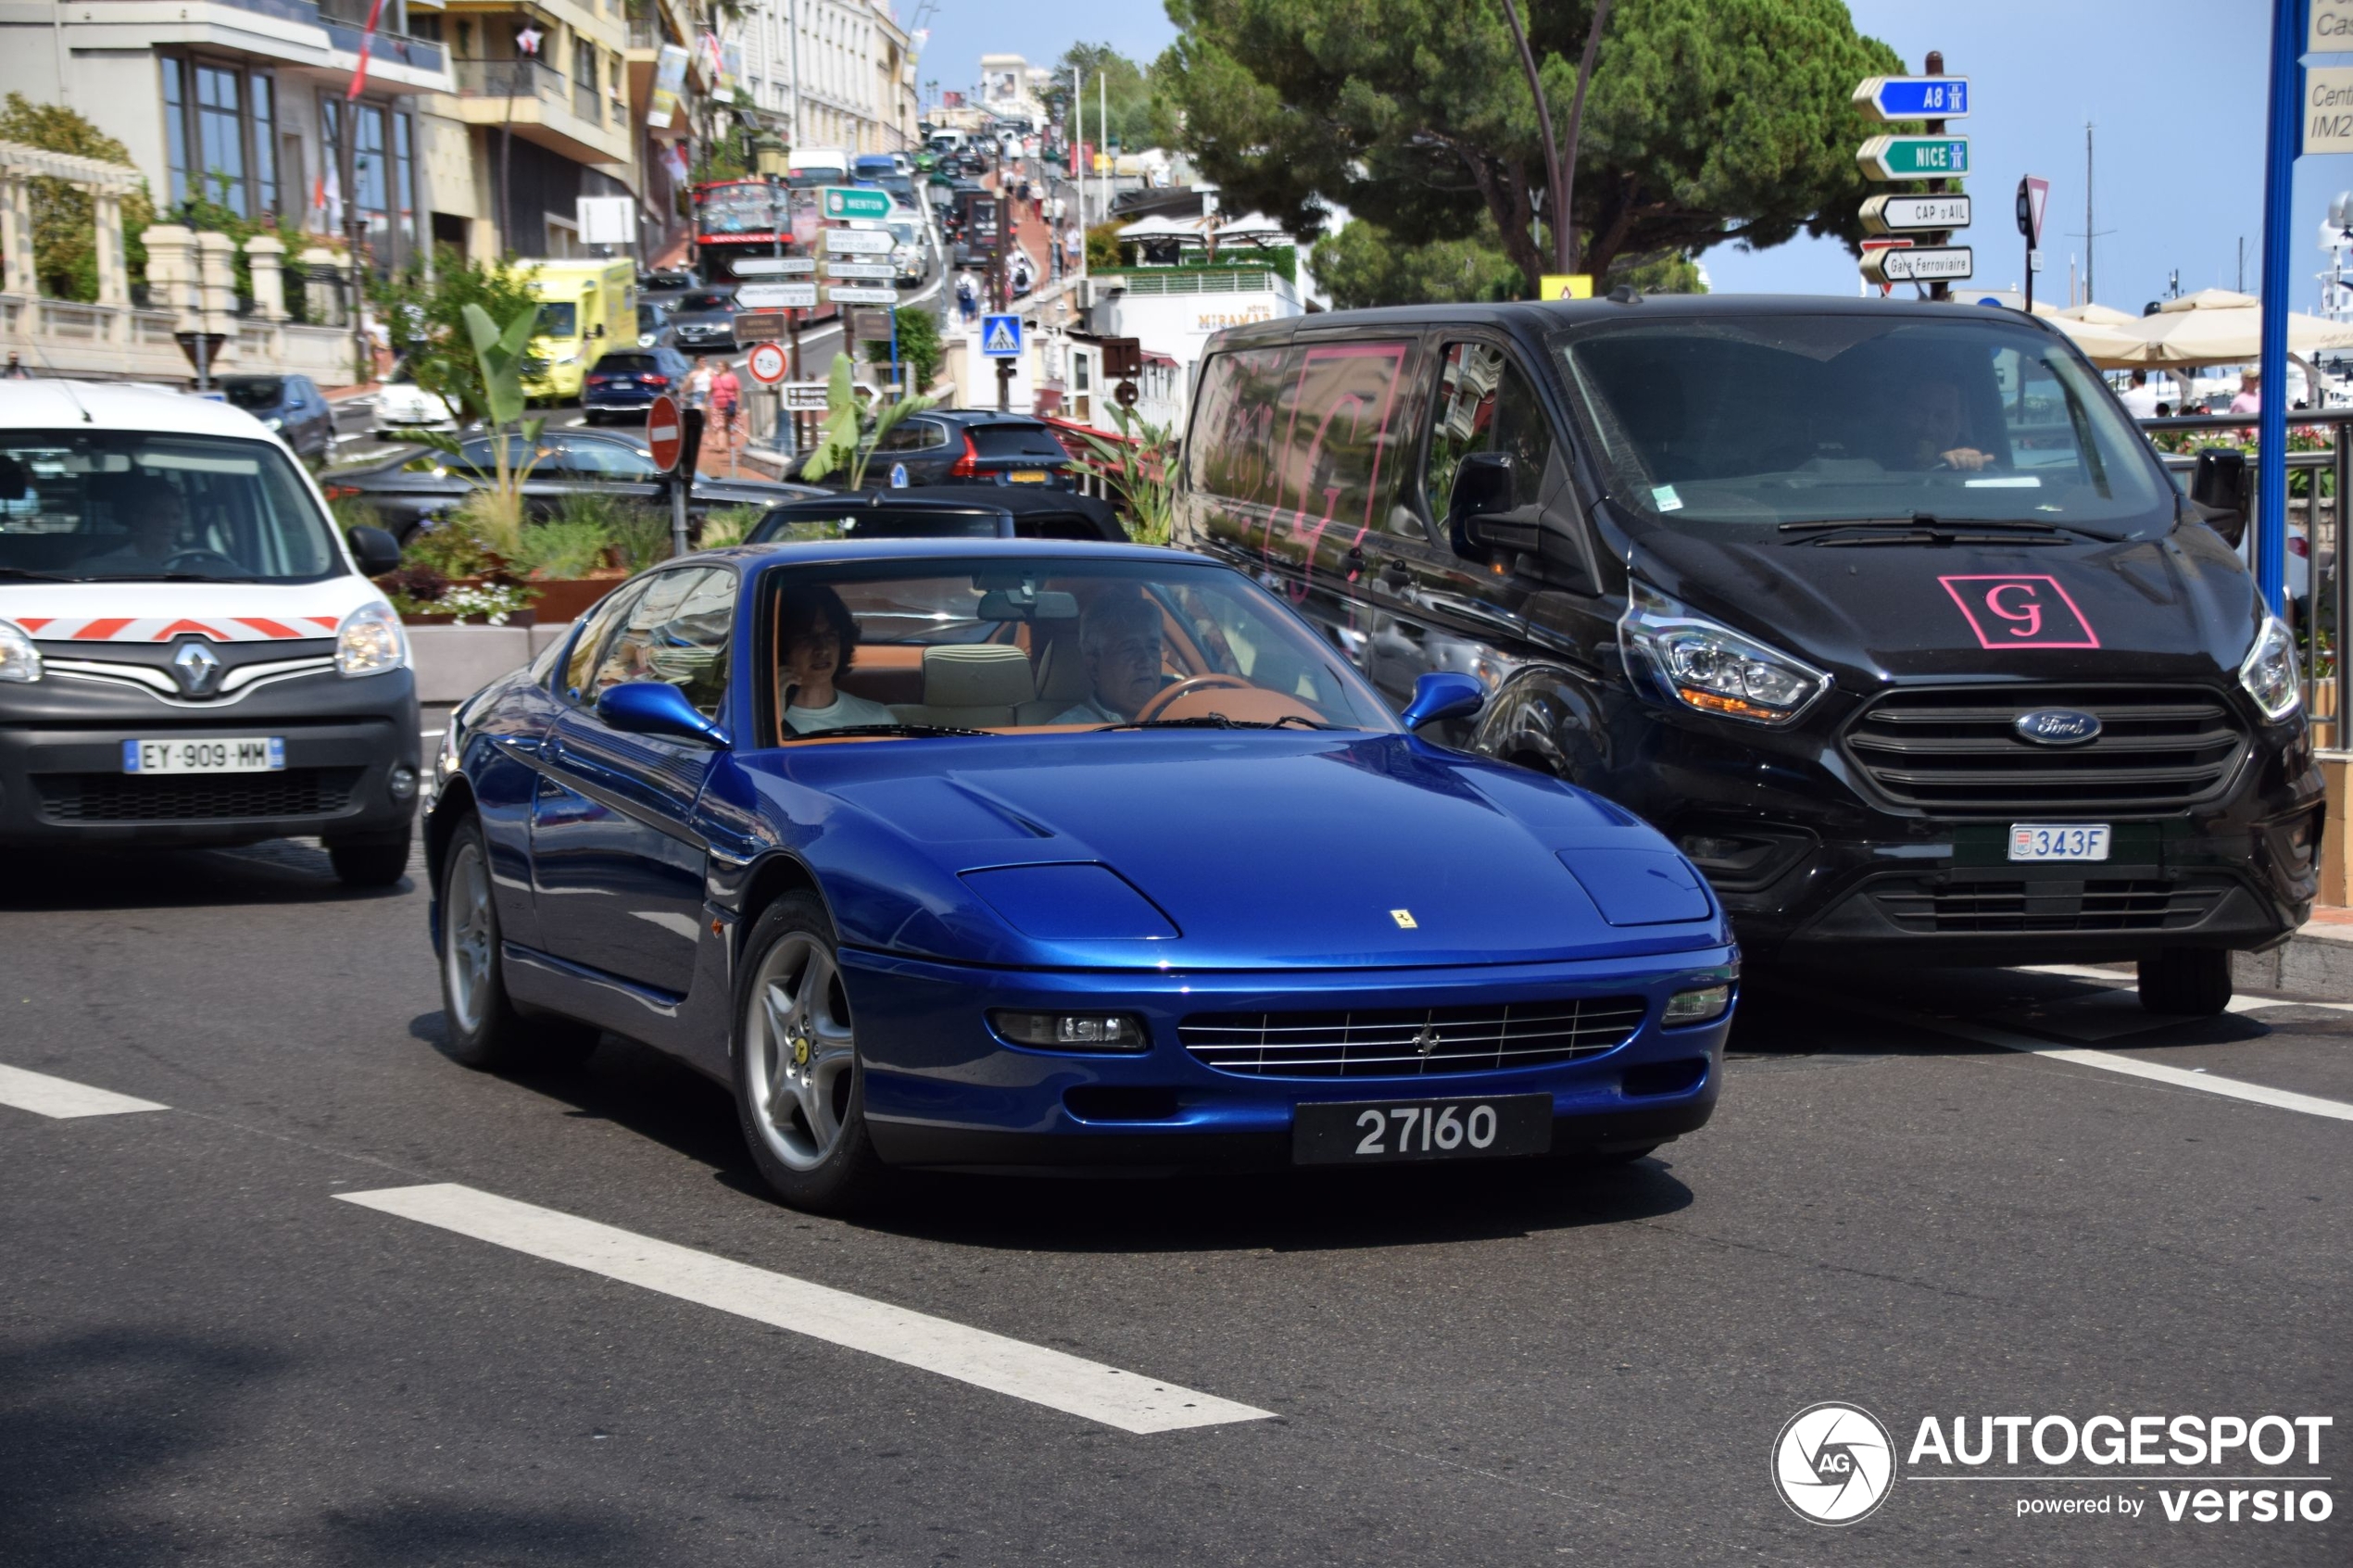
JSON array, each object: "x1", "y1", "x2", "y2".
[
  {"x1": 1555, "y1": 314, "x2": 2170, "y2": 536},
  {"x1": 0, "y1": 431, "x2": 343, "y2": 582}
]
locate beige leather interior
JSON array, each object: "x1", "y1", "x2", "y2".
[
  {"x1": 1014, "y1": 634, "x2": 1095, "y2": 724},
  {"x1": 892, "y1": 644, "x2": 1037, "y2": 728}
]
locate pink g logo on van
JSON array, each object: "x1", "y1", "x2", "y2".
[{"x1": 1938, "y1": 574, "x2": 2100, "y2": 650}]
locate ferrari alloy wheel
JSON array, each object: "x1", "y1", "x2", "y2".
[
  {"x1": 733, "y1": 894, "x2": 887, "y2": 1212},
  {"x1": 434, "y1": 815, "x2": 599, "y2": 1072}
]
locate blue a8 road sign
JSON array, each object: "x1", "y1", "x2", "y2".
[
  {"x1": 981, "y1": 315, "x2": 1024, "y2": 358},
  {"x1": 1854, "y1": 76, "x2": 1969, "y2": 121}
]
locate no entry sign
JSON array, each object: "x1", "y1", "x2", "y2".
[{"x1": 647, "y1": 393, "x2": 684, "y2": 472}]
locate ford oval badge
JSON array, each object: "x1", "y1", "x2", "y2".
[{"x1": 2014, "y1": 708, "x2": 2102, "y2": 746}]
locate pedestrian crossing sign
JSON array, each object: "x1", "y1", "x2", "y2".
[{"x1": 981, "y1": 314, "x2": 1023, "y2": 358}]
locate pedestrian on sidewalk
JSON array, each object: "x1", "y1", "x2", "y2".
[
  {"x1": 2, "y1": 353, "x2": 30, "y2": 379},
  {"x1": 685, "y1": 358, "x2": 715, "y2": 414},
  {"x1": 955, "y1": 271, "x2": 978, "y2": 323},
  {"x1": 711, "y1": 362, "x2": 742, "y2": 473}
]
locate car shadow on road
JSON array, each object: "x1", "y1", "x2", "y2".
[
  {"x1": 0, "y1": 840, "x2": 410, "y2": 910},
  {"x1": 1736, "y1": 967, "x2": 2280, "y2": 1057}
]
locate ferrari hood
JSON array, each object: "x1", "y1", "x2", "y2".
[{"x1": 757, "y1": 733, "x2": 1727, "y2": 971}]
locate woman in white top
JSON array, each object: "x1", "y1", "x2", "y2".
[{"x1": 780, "y1": 583, "x2": 898, "y2": 734}]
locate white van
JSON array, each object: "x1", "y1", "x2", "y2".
[
  {"x1": 0, "y1": 381, "x2": 422, "y2": 884},
  {"x1": 785, "y1": 147, "x2": 850, "y2": 189}
]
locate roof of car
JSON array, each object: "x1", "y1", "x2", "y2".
[
  {"x1": 1208, "y1": 293, "x2": 2063, "y2": 351},
  {"x1": 690, "y1": 537, "x2": 1183, "y2": 571},
  {"x1": 767, "y1": 485, "x2": 1118, "y2": 522},
  {"x1": 0, "y1": 378, "x2": 285, "y2": 442}
]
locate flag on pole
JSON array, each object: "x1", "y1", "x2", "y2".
[{"x1": 346, "y1": 0, "x2": 387, "y2": 98}]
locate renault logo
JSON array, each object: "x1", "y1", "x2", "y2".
[
  {"x1": 170, "y1": 640, "x2": 223, "y2": 696},
  {"x1": 2013, "y1": 708, "x2": 2101, "y2": 746}
]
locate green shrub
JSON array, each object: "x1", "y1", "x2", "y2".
[
  {"x1": 697, "y1": 505, "x2": 764, "y2": 548},
  {"x1": 401, "y1": 514, "x2": 497, "y2": 579},
  {"x1": 606, "y1": 504, "x2": 675, "y2": 573},
  {"x1": 510, "y1": 517, "x2": 610, "y2": 579}
]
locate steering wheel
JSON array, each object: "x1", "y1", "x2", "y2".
[
  {"x1": 161, "y1": 548, "x2": 245, "y2": 574},
  {"x1": 1134, "y1": 672, "x2": 1254, "y2": 722}
]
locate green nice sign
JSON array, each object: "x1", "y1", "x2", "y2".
[{"x1": 1856, "y1": 135, "x2": 1970, "y2": 182}]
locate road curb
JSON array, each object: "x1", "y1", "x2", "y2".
[{"x1": 2236, "y1": 916, "x2": 2353, "y2": 999}]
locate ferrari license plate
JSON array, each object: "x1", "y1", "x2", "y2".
[
  {"x1": 1292, "y1": 1093, "x2": 1552, "y2": 1165},
  {"x1": 2007, "y1": 823, "x2": 2111, "y2": 861},
  {"x1": 122, "y1": 737, "x2": 284, "y2": 774},
  {"x1": 1006, "y1": 468, "x2": 1050, "y2": 483}
]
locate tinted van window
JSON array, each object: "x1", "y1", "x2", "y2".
[{"x1": 1557, "y1": 315, "x2": 2169, "y2": 533}]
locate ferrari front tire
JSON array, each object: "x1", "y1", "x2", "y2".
[{"x1": 732, "y1": 894, "x2": 887, "y2": 1214}]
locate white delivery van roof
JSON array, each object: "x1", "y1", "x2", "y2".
[{"x1": 0, "y1": 379, "x2": 289, "y2": 443}]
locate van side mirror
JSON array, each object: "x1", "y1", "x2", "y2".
[
  {"x1": 590, "y1": 323, "x2": 606, "y2": 339},
  {"x1": 597, "y1": 681, "x2": 731, "y2": 747},
  {"x1": 1450, "y1": 452, "x2": 1541, "y2": 555},
  {"x1": 2189, "y1": 448, "x2": 2249, "y2": 547},
  {"x1": 346, "y1": 525, "x2": 402, "y2": 576}
]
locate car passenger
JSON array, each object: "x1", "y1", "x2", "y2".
[
  {"x1": 780, "y1": 583, "x2": 896, "y2": 733},
  {"x1": 1053, "y1": 591, "x2": 1164, "y2": 723}
]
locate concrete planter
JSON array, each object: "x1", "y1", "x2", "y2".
[{"x1": 408, "y1": 621, "x2": 575, "y2": 705}]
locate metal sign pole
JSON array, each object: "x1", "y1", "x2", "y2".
[{"x1": 2255, "y1": 0, "x2": 2304, "y2": 618}]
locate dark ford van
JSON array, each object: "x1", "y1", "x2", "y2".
[{"x1": 1176, "y1": 298, "x2": 2324, "y2": 1014}]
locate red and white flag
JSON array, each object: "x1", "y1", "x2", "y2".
[{"x1": 346, "y1": 0, "x2": 387, "y2": 98}]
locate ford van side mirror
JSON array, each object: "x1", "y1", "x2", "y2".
[
  {"x1": 1451, "y1": 453, "x2": 1541, "y2": 555},
  {"x1": 2189, "y1": 448, "x2": 2250, "y2": 547},
  {"x1": 346, "y1": 524, "x2": 402, "y2": 576},
  {"x1": 597, "y1": 681, "x2": 732, "y2": 747},
  {"x1": 1401, "y1": 671, "x2": 1486, "y2": 730}
]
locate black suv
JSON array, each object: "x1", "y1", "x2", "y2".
[{"x1": 787, "y1": 411, "x2": 1075, "y2": 489}]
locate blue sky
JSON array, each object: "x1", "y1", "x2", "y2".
[{"x1": 909, "y1": 0, "x2": 2334, "y2": 316}]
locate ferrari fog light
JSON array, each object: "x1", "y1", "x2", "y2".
[
  {"x1": 337, "y1": 602, "x2": 409, "y2": 676},
  {"x1": 1662, "y1": 985, "x2": 1731, "y2": 1026},
  {"x1": 388, "y1": 764, "x2": 418, "y2": 800},
  {"x1": 991, "y1": 1010, "x2": 1151, "y2": 1051},
  {"x1": 2238, "y1": 613, "x2": 2301, "y2": 721},
  {"x1": 0, "y1": 619, "x2": 43, "y2": 684}
]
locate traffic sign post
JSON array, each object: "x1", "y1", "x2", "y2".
[
  {"x1": 746, "y1": 341, "x2": 788, "y2": 384},
  {"x1": 736, "y1": 282, "x2": 818, "y2": 310},
  {"x1": 1856, "y1": 134, "x2": 1970, "y2": 181},
  {"x1": 1859, "y1": 245, "x2": 1973, "y2": 284},
  {"x1": 817, "y1": 227, "x2": 894, "y2": 255},
  {"x1": 826, "y1": 285, "x2": 898, "y2": 305},
  {"x1": 980, "y1": 314, "x2": 1023, "y2": 357},
  {"x1": 781, "y1": 382, "x2": 830, "y2": 413},
  {"x1": 1855, "y1": 50, "x2": 1969, "y2": 302},
  {"x1": 732, "y1": 256, "x2": 816, "y2": 275},
  {"x1": 1852, "y1": 75, "x2": 1969, "y2": 121},
  {"x1": 2016, "y1": 175, "x2": 2050, "y2": 312},
  {"x1": 1857, "y1": 238, "x2": 1912, "y2": 297},
  {"x1": 1859, "y1": 194, "x2": 1970, "y2": 234},
  {"x1": 647, "y1": 393, "x2": 684, "y2": 473},
  {"x1": 733, "y1": 308, "x2": 792, "y2": 342},
  {"x1": 821, "y1": 186, "x2": 892, "y2": 220}
]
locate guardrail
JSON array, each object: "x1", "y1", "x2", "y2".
[{"x1": 2140, "y1": 409, "x2": 2347, "y2": 745}]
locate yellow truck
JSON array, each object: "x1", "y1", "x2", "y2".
[{"x1": 521, "y1": 258, "x2": 635, "y2": 401}]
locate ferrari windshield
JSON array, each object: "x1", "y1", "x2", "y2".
[
  {"x1": 770, "y1": 558, "x2": 1396, "y2": 738},
  {"x1": 1555, "y1": 314, "x2": 2171, "y2": 534},
  {"x1": 0, "y1": 430, "x2": 343, "y2": 582}
]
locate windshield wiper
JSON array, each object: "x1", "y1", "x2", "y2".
[
  {"x1": 1779, "y1": 515, "x2": 2078, "y2": 546},
  {"x1": 783, "y1": 722, "x2": 988, "y2": 740}
]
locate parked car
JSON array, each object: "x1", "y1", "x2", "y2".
[
  {"x1": 375, "y1": 362, "x2": 457, "y2": 432},
  {"x1": 667, "y1": 290, "x2": 741, "y2": 355},
  {"x1": 1176, "y1": 297, "x2": 2325, "y2": 1016},
  {"x1": 582, "y1": 346, "x2": 695, "y2": 423},
  {"x1": 636, "y1": 267, "x2": 698, "y2": 300},
  {"x1": 749, "y1": 486, "x2": 1126, "y2": 544},
  {"x1": 424, "y1": 540, "x2": 1736, "y2": 1211},
  {"x1": 326, "y1": 429, "x2": 815, "y2": 542},
  {"x1": 784, "y1": 412, "x2": 1076, "y2": 489},
  {"x1": 216, "y1": 374, "x2": 333, "y2": 461}
]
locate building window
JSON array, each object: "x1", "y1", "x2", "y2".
[
  {"x1": 251, "y1": 75, "x2": 277, "y2": 217},
  {"x1": 321, "y1": 95, "x2": 416, "y2": 270},
  {"x1": 159, "y1": 54, "x2": 280, "y2": 220},
  {"x1": 194, "y1": 63, "x2": 247, "y2": 212},
  {"x1": 160, "y1": 57, "x2": 189, "y2": 206}
]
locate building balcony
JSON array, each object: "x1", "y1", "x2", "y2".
[
  {"x1": 436, "y1": 56, "x2": 632, "y2": 166},
  {"x1": 42, "y1": 0, "x2": 451, "y2": 92}
]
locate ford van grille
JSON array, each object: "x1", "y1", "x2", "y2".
[
  {"x1": 1842, "y1": 685, "x2": 2246, "y2": 812},
  {"x1": 36, "y1": 768, "x2": 362, "y2": 823},
  {"x1": 1869, "y1": 874, "x2": 2232, "y2": 934},
  {"x1": 1180, "y1": 997, "x2": 1646, "y2": 1078}
]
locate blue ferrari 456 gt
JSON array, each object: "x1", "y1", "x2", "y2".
[{"x1": 426, "y1": 541, "x2": 1737, "y2": 1211}]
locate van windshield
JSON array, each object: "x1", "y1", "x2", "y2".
[
  {"x1": 535, "y1": 302, "x2": 579, "y2": 339},
  {"x1": 1555, "y1": 314, "x2": 2171, "y2": 535},
  {"x1": 0, "y1": 431, "x2": 344, "y2": 583}
]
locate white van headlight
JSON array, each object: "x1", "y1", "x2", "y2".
[
  {"x1": 1617, "y1": 581, "x2": 1829, "y2": 726},
  {"x1": 2238, "y1": 613, "x2": 2301, "y2": 721},
  {"x1": 0, "y1": 618, "x2": 43, "y2": 684},
  {"x1": 337, "y1": 602, "x2": 409, "y2": 676}
]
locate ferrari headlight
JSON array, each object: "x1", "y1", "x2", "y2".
[
  {"x1": 337, "y1": 601, "x2": 409, "y2": 676},
  {"x1": 1617, "y1": 581, "x2": 1829, "y2": 726},
  {"x1": 0, "y1": 618, "x2": 43, "y2": 684},
  {"x1": 2238, "y1": 613, "x2": 2300, "y2": 721},
  {"x1": 1663, "y1": 984, "x2": 1731, "y2": 1026},
  {"x1": 990, "y1": 1010, "x2": 1150, "y2": 1052}
]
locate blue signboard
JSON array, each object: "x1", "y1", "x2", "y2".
[
  {"x1": 980, "y1": 315, "x2": 1024, "y2": 358},
  {"x1": 1856, "y1": 76, "x2": 1969, "y2": 121}
]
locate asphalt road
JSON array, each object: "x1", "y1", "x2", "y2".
[{"x1": 2, "y1": 834, "x2": 2346, "y2": 1568}]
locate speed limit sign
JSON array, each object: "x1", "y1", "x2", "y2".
[{"x1": 746, "y1": 341, "x2": 788, "y2": 384}]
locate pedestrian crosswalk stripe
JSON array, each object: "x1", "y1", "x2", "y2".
[
  {"x1": 0, "y1": 1062, "x2": 169, "y2": 1119},
  {"x1": 336, "y1": 1183, "x2": 1275, "y2": 1435}
]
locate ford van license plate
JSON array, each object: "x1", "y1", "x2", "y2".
[
  {"x1": 1293, "y1": 1094, "x2": 1552, "y2": 1165},
  {"x1": 2007, "y1": 823, "x2": 2110, "y2": 862},
  {"x1": 122, "y1": 737, "x2": 285, "y2": 775}
]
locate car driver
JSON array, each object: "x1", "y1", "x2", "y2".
[
  {"x1": 1896, "y1": 377, "x2": 1994, "y2": 471},
  {"x1": 81, "y1": 478, "x2": 186, "y2": 571},
  {"x1": 1054, "y1": 591, "x2": 1165, "y2": 724}
]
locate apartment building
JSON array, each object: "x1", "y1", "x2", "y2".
[{"x1": 736, "y1": 0, "x2": 918, "y2": 157}]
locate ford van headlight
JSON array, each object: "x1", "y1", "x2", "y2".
[
  {"x1": 0, "y1": 618, "x2": 43, "y2": 684},
  {"x1": 337, "y1": 602, "x2": 409, "y2": 676},
  {"x1": 1618, "y1": 581, "x2": 1829, "y2": 726},
  {"x1": 2238, "y1": 613, "x2": 2301, "y2": 721}
]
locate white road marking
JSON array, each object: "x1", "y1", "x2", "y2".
[
  {"x1": 1826, "y1": 997, "x2": 2353, "y2": 1123},
  {"x1": 336, "y1": 1183, "x2": 1274, "y2": 1434},
  {"x1": 2016, "y1": 964, "x2": 2353, "y2": 1016},
  {"x1": 0, "y1": 1062, "x2": 169, "y2": 1119}
]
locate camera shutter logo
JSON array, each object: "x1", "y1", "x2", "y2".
[{"x1": 1773, "y1": 1402, "x2": 1897, "y2": 1524}]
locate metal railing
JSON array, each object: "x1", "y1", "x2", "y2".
[
  {"x1": 2141, "y1": 410, "x2": 2347, "y2": 746},
  {"x1": 450, "y1": 56, "x2": 562, "y2": 102}
]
